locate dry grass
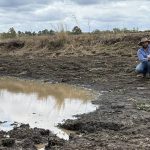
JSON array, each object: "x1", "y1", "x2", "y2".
[{"x1": 0, "y1": 31, "x2": 150, "y2": 58}]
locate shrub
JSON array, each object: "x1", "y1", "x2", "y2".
[{"x1": 48, "y1": 38, "x2": 65, "y2": 49}]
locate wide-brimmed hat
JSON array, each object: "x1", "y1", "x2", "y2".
[{"x1": 138, "y1": 37, "x2": 150, "y2": 46}]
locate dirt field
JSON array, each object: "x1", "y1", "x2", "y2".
[{"x1": 1, "y1": 32, "x2": 150, "y2": 149}]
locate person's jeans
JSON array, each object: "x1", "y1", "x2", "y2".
[{"x1": 136, "y1": 61, "x2": 150, "y2": 75}]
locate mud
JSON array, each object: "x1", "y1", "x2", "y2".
[
  {"x1": 0, "y1": 33, "x2": 150, "y2": 149},
  {"x1": 0, "y1": 124, "x2": 64, "y2": 150},
  {"x1": 0, "y1": 77, "x2": 96, "y2": 140}
]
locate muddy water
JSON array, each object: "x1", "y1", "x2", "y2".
[{"x1": 0, "y1": 77, "x2": 97, "y2": 140}]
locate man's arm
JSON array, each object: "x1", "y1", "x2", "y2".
[{"x1": 137, "y1": 50, "x2": 148, "y2": 62}]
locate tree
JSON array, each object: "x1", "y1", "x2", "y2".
[
  {"x1": 72, "y1": 26, "x2": 82, "y2": 34},
  {"x1": 92, "y1": 29, "x2": 100, "y2": 34},
  {"x1": 8, "y1": 27, "x2": 17, "y2": 38},
  {"x1": 132, "y1": 27, "x2": 139, "y2": 32},
  {"x1": 38, "y1": 31, "x2": 42, "y2": 35},
  {"x1": 122, "y1": 28, "x2": 130, "y2": 33},
  {"x1": 18, "y1": 31, "x2": 21, "y2": 35},
  {"x1": 25, "y1": 31, "x2": 32, "y2": 36},
  {"x1": 18, "y1": 31, "x2": 23, "y2": 37},
  {"x1": 1, "y1": 27, "x2": 17, "y2": 39},
  {"x1": 42, "y1": 29, "x2": 49, "y2": 35},
  {"x1": 49, "y1": 30, "x2": 55, "y2": 35},
  {"x1": 113, "y1": 28, "x2": 120, "y2": 33},
  {"x1": 32, "y1": 32, "x2": 36, "y2": 36}
]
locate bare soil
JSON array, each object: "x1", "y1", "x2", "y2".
[{"x1": 0, "y1": 32, "x2": 150, "y2": 149}]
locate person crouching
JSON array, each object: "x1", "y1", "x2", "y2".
[{"x1": 136, "y1": 37, "x2": 150, "y2": 78}]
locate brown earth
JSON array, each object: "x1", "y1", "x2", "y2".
[{"x1": 0, "y1": 32, "x2": 150, "y2": 149}]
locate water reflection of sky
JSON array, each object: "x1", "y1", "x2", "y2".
[{"x1": 0, "y1": 78, "x2": 97, "y2": 139}]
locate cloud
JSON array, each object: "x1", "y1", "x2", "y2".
[
  {"x1": 69, "y1": 0, "x2": 100, "y2": 5},
  {"x1": 0, "y1": 0, "x2": 54, "y2": 7},
  {"x1": 0, "y1": 0, "x2": 150, "y2": 32},
  {"x1": 0, "y1": 1, "x2": 67, "y2": 23},
  {"x1": 69, "y1": 0, "x2": 130, "y2": 5}
]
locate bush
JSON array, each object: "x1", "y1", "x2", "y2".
[{"x1": 48, "y1": 39, "x2": 65, "y2": 49}]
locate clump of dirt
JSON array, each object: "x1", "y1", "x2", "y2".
[
  {"x1": 45, "y1": 137, "x2": 64, "y2": 150},
  {"x1": 0, "y1": 123, "x2": 65, "y2": 150},
  {"x1": 59, "y1": 119, "x2": 125, "y2": 133},
  {"x1": 1, "y1": 138, "x2": 15, "y2": 147}
]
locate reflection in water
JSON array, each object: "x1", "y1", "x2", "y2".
[{"x1": 0, "y1": 77, "x2": 97, "y2": 139}]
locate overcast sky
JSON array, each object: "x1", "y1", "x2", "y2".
[{"x1": 0, "y1": 0, "x2": 150, "y2": 32}]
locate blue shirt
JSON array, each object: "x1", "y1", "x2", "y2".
[{"x1": 137, "y1": 45, "x2": 150, "y2": 62}]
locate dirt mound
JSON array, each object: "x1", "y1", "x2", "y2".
[
  {"x1": 59, "y1": 120, "x2": 124, "y2": 133},
  {"x1": 0, "y1": 40, "x2": 25, "y2": 50},
  {"x1": 102, "y1": 34, "x2": 144, "y2": 45}
]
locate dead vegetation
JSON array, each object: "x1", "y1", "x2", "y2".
[{"x1": 0, "y1": 31, "x2": 149, "y2": 58}]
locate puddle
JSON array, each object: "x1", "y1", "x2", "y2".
[{"x1": 0, "y1": 77, "x2": 97, "y2": 140}]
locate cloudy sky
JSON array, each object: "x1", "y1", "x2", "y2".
[{"x1": 0, "y1": 0, "x2": 150, "y2": 32}]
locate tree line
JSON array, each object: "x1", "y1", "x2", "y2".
[
  {"x1": 0, "y1": 26, "x2": 143, "y2": 39},
  {"x1": 0, "y1": 26, "x2": 82, "y2": 39}
]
